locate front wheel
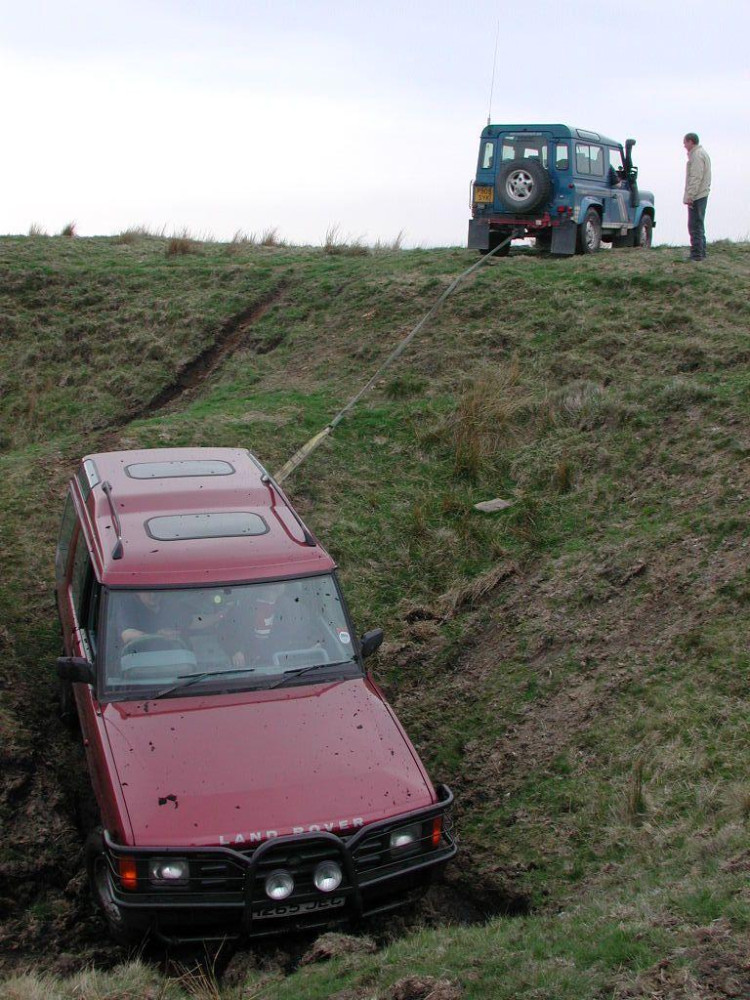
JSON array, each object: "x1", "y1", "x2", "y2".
[
  {"x1": 635, "y1": 215, "x2": 653, "y2": 248},
  {"x1": 578, "y1": 209, "x2": 602, "y2": 254},
  {"x1": 86, "y1": 830, "x2": 145, "y2": 947}
]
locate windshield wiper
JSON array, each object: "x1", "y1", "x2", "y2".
[
  {"x1": 268, "y1": 660, "x2": 353, "y2": 690},
  {"x1": 151, "y1": 667, "x2": 256, "y2": 700}
]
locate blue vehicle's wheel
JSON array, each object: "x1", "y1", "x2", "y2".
[
  {"x1": 578, "y1": 209, "x2": 602, "y2": 254},
  {"x1": 635, "y1": 215, "x2": 653, "y2": 248}
]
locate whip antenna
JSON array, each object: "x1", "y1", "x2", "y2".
[{"x1": 487, "y1": 15, "x2": 500, "y2": 125}]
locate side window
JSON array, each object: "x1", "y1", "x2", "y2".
[
  {"x1": 482, "y1": 141, "x2": 494, "y2": 170},
  {"x1": 575, "y1": 143, "x2": 604, "y2": 176},
  {"x1": 555, "y1": 143, "x2": 570, "y2": 171},
  {"x1": 70, "y1": 530, "x2": 99, "y2": 660},
  {"x1": 55, "y1": 493, "x2": 77, "y2": 586},
  {"x1": 71, "y1": 530, "x2": 92, "y2": 621},
  {"x1": 608, "y1": 148, "x2": 623, "y2": 173},
  {"x1": 86, "y1": 582, "x2": 102, "y2": 658}
]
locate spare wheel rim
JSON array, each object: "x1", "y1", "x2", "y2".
[{"x1": 506, "y1": 170, "x2": 534, "y2": 202}]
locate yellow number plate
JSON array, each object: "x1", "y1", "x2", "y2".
[{"x1": 474, "y1": 186, "x2": 494, "y2": 204}]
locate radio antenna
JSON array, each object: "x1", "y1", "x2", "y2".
[{"x1": 486, "y1": 16, "x2": 500, "y2": 125}]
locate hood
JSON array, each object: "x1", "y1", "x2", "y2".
[{"x1": 102, "y1": 677, "x2": 435, "y2": 847}]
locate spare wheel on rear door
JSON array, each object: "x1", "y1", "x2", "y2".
[{"x1": 496, "y1": 158, "x2": 550, "y2": 213}]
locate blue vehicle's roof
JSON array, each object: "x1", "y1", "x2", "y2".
[{"x1": 482, "y1": 124, "x2": 622, "y2": 148}]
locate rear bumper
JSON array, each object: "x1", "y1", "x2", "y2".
[
  {"x1": 469, "y1": 213, "x2": 567, "y2": 249},
  {"x1": 100, "y1": 784, "x2": 456, "y2": 944}
]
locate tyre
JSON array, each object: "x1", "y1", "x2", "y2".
[
  {"x1": 481, "y1": 230, "x2": 512, "y2": 257},
  {"x1": 578, "y1": 208, "x2": 602, "y2": 254},
  {"x1": 496, "y1": 158, "x2": 550, "y2": 213},
  {"x1": 58, "y1": 676, "x2": 79, "y2": 731},
  {"x1": 635, "y1": 214, "x2": 653, "y2": 248},
  {"x1": 536, "y1": 231, "x2": 552, "y2": 254},
  {"x1": 86, "y1": 830, "x2": 145, "y2": 946}
]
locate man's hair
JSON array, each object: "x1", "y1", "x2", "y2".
[{"x1": 684, "y1": 132, "x2": 700, "y2": 145}]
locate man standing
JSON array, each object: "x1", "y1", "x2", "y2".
[{"x1": 683, "y1": 133, "x2": 711, "y2": 261}]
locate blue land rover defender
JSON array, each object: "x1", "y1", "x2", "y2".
[{"x1": 468, "y1": 124, "x2": 655, "y2": 256}]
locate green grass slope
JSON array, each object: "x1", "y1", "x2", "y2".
[{"x1": 0, "y1": 235, "x2": 748, "y2": 999}]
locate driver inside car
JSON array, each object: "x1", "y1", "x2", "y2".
[
  {"x1": 119, "y1": 590, "x2": 237, "y2": 645},
  {"x1": 119, "y1": 590, "x2": 180, "y2": 645}
]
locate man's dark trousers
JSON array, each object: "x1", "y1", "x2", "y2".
[{"x1": 688, "y1": 197, "x2": 708, "y2": 260}]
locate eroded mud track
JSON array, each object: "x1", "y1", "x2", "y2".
[{"x1": 92, "y1": 282, "x2": 288, "y2": 433}]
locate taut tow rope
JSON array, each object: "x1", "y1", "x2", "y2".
[{"x1": 274, "y1": 233, "x2": 515, "y2": 484}]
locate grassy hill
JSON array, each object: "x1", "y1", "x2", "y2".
[{"x1": 0, "y1": 234, "x2": 748, "y2": 999}]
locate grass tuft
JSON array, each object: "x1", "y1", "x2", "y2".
[
  {"x1": 166, "y1": 230, "x2": 199, "y2": 256},
  {"x1": 259, "y1": 226, "x2": 284, "y2": 247},
  {"x1": 324, "y1": 224, "x2": 369, "y2": 256}
]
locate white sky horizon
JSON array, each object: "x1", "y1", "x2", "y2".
[{"x1": 1, "y1": 0, "x2": 748, "y2": 248}]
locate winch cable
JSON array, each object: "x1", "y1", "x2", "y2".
[{"x1": 274, "y1": 231, "x2": 518, "y2": 484}]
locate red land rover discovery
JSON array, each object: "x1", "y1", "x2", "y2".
[{"x1": 55, "y1": 447, "x2": 455, "y2": 944}]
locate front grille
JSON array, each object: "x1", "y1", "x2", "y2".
[
  {"x1": 248, "y1": 839, "x2": 350, "y2": 905},
  {"x1": 104, "y1": 784, "x2": 455, "y2": 927}
]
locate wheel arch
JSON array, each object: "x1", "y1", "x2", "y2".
[
  {"x1": 635, "y1": 205, "x2": 655, "y2": 225},
  {"x1": 577, "y1": 197, "x2": 604, "y2": 223}
]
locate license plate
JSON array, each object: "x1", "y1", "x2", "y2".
[
  {"x1": 474, "y1": 186, "x2": 494, "y2": 204},
  {"x1": 253, "y1": 896, "x2": 346, "y2": 920}
]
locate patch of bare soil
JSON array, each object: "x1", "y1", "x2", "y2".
[
  {"x1": 388, "y1": 976, "x2": 463, "y2": 1000},
  {"x1": 615, "y1": 919, "x2": 750, "y2": 999}
]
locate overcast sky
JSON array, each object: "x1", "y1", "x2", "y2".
[{"x1": 2, "y1": 0, "x2": 748, "y2": 248}]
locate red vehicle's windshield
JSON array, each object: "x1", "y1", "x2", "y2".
[{"x1": 100, "y1": 574, "x2": 360, "y2": 700}]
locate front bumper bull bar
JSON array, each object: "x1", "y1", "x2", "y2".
[{"x1": 101, "y1": 784, "x2": 456, "y2": 943}]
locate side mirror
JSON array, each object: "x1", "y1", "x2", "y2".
[
  {"x1": 57, "y1": 656, "x2": 95, "y2": 685},
  {"x1": 360, "y1": 628, "x2": 384, "y2": 660}
]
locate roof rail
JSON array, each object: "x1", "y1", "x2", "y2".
[
  {"x1": 245, "y1": 451, "x2": 316, "y2": 548},
  {"x1": 101, "y1": 481, "x2": 124, "y2": 560}
]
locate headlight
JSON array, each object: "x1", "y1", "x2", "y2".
[
  {"x1": 313, "y1": 861, "x2": 343, "y2": 893},
  {"x1": 265, "y1": 870, "x2": 294, "y2": 900},
  {"x1": 389, "y1": 824, "x2": 421, "y2": 853},
  {"x1": 148, "y1": 858, "x2": 189, "y2": 886}
]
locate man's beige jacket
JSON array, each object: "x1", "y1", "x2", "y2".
[{"x1": 683, "y1": 145, "x2": 712, "y2": 204}]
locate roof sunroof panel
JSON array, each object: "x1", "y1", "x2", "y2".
[
  {"x1": 146, "y1": 512, "x2": 268, "y2": 541},
  {"x1": 127, "y1": 460, "x2": 235, "y2": 479}
]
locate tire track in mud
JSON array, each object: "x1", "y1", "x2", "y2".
[{"x1": 95, "y1": 281, "x2": 288, "y2": 436}]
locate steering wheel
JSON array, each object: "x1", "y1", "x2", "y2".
[{"x1": 122, "y1": 633, "x2": 190, "y2": 655}]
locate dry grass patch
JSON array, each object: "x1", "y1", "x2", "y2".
[
  {"x1": 323, "y1": 224, "x2": 369, "y2": 256},
  {"x1": 434, "y1": 360, "x2": 542, "y2": 479},
  {"x1": 166, "y1": 230, "x2": 199, "y2": 256}
]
